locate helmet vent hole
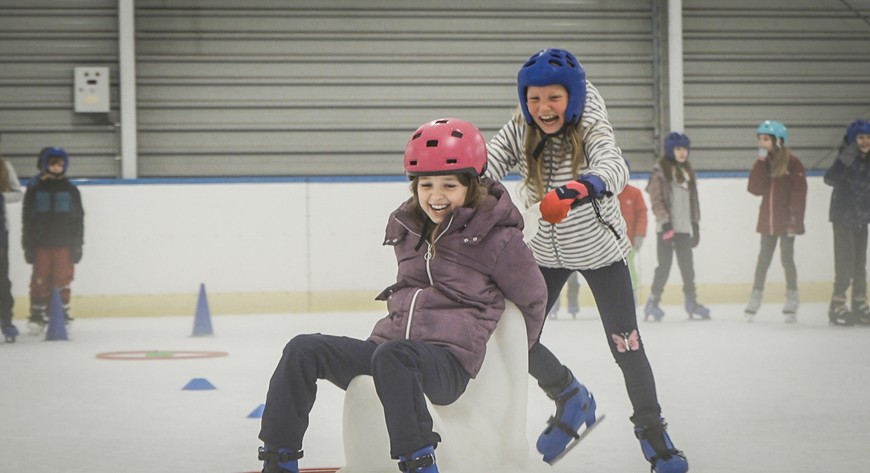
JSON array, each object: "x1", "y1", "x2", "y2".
[
  {"x1": 426, "y1": 139, "x2": 439, "y2": 148},
  {"x1": 446, "y1": 159, "x2": 458, "y2": 165},
  {"x1": 451, "y1": 130, "x2": 463, "y2": 138},
  {"x1": 412, "y1": 132, "x2": 422, "y2": 140},
  {"x1": 408, "y1": 160, "x2": 418, "y2": 166},
  {"x1": 435, "y1": 119, "x2": 449, "y2": 124}
]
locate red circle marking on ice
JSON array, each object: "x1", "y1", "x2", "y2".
[{"x1": 95, "y1": 350, "x2": 229, "y2": 360}]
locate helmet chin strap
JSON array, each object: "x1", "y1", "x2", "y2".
[{"x1": 531, "y1": 122, "x2": 570, "y2": 160}]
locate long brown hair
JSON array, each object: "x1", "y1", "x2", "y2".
[
  {"x1": 409, "y1": 174, "x2": 488, "y2": 242},
  {"x1": 656, "y1": 156, "x2": 697, "y2": 184},
  {"x1": 517, "y1": 112, "x2": 586, "y2": 200},
  {"x1": 0, "y1": 156, "x2": 10, "y2": 193}
]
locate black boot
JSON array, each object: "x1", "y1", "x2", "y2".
[
  {"x1": 829, "y1": 295, "x2": 855, "y2": 326},
  {"x1": 851, "y1": 297, "x2": 870, "y2": 325}
]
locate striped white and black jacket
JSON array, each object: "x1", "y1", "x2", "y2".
[{"x1": 486, "y1": 81, "x2": 631, "y2": 270}]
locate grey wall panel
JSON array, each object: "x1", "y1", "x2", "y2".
[
  {"x1": 0, "y1": 0, "x2": 119, "y2": 178},
  {"x1": 680, "y1": 0, "x2": 870, "y2": 172},
  {"x1": 134, "y1": 0, "x2": 656, "y2": 177}
]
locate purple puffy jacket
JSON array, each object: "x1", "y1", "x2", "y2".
[{"x1": 369, "y1": 178, "x2": 547, "y2": 377}]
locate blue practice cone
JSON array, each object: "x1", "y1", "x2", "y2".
[
  {"x1": 247, "y1": 403, "x2": 265, "y2": 419},
  {"x1": 191, "y1": 283, "x2": 214, "y2": 337},
  {"x1": 182, "y1": 378, "x2": 216, "y2": 390},
  {"x1": 45, "y1": 287, "x2": 69, "y2": 341}
]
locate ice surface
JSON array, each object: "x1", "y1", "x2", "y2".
[{"x1": 1, "y1": 303, "x2": 869, "y2": 473}]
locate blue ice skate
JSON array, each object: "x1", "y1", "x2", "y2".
[
  {"x1": 258, "y1": 445, "x2": 301, "y2": 473},
  {"x1": 2, "y1": 324, "x2": 18, "y2": 343},
  {"x1": 398, "y1": 445, "x2": 438, "y2": 473},
  {"x1": 536, "y1": 378, "x2": 601, "y2": 464},
  {"x1": 633, "y1": 414, "x2": 689, "y2": 473}
]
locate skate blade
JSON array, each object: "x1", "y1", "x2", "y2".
[{"x1": 546, "y1": 412, "x2": 607, "y2": 465}]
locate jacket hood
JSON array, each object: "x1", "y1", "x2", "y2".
[{"x1": 385, "y1": 178, "x2": 523, "y2": 244}]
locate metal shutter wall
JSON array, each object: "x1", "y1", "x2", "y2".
[
  {"x1": 135, "y1": 0, "x2": 656, "y2": 177},
  {"x1": 681, "y1": 0, "x2": 870, "y2": 172},
  {"x1": 0, "y1": 0, "x2": 119, "y2": 178}
]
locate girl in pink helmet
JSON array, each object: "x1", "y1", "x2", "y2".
[{"x1": 257, "y1": 118, "x2": 547, "y2": 473}]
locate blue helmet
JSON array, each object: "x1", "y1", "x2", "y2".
[
  {"x1": 663, "y1": 132, "x2": 691, "y2": 160},
  {"x1": 517, "y1": 49, "x2": 586, "y2": 126},
  {"x1": 756, "y1": 120, "x2": 788, "y2": 144},
  {"x1": 846, "y1": 119, "x2": 870, "y2": 144},
  {"x1": 39, "y1": 146, "x2": 69, "y2": 174}
]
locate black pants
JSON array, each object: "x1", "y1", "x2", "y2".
[
  {"x1": 649, "y1": 232, "x2": 696, "y2": 297},
  {"x1": 258, "y1": 334, "x2": 470, "y2": 459},
  {"x1": 832, "y1": 223, "x2": 868, "y2": 298},
  {"x1": 530, "y1": 260, "x2": 660, "y2": 417},
  {"x1": 752, "y1": 234, "x2": 797, "y2": 291},
  {"x1": 0, "y1": 244, "x2": 13, "y2": 327}
]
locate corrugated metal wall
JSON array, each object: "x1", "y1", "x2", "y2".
[
  {"x1": 680, "y1": 0, "x2": 870, "y2": 171},
  {"x1": 0, "y1": 0, "x2": 120, "y2": 178},
  {"x1": 134, "y1": 0, "x2": 656, "y2": 177},
  {"x1": 2, "y1": 1, "x2": 867, "y2": 178}
]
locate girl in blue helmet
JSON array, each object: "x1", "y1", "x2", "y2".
[
  {"x1": 823, "y1": 119, "x2": 870, "y2": 325},
  {"x1": 644, "y1": 132, "x2": 709, "y2": 321},
  {"x1": 745, "y1": 121, "x2": 808, "y2": 323},
  {"x1": 487, "y1": 48, "x2": 688, "y2": 473}
]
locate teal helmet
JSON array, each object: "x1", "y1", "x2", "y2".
[{"x1": 756, "y1": 120, "x2": 788, "y2": 144}]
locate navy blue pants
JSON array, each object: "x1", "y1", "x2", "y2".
[
  {"x1": 530, "y1": 260, "x2": 661, "y2": 417},
  {"x1": 258, "y1": 334, "x2": 470, "y2": 459}
]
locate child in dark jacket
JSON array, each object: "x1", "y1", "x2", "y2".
[
  {"x1": 257, "y1": 118, "x2": 547, "y2": 473},
  {"x1": 23, "y1": 147, "x2": 84, "y2": 334},
  {"x1": 745, "y1": 121, "x2": 807, "y2": 323},
  {"x1": 644, "y1": 132, "x2": 709, "y2": 321},
  {"x1": 824, "y1": 119, "x2": 870, "y2": 325}
]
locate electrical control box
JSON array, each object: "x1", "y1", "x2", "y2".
[{"x1": 74, "y1": 67, "x2": 110, "y2": 113}]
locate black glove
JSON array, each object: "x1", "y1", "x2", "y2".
[
  {"x1": 24, "y1": 248, "x2": 34, "y2": 264},
  {"x1": 71, "y1": 247, "x2": 83, "y2": 264},
  {"x1": 691, "y1": 223, "x2": 700, "y2": 248}
]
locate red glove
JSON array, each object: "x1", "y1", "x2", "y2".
[{"x1": 540, "y1": 181, "x2": 591, "y2": 224}]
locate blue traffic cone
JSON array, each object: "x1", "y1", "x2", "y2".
[
  {"x1": 45, "y1": 287, "x2": 69, "y2": 341},
  {"x1": 191, "y1": 283, "x2": 213, "y2": 337},
  {"x1": 247, "y1": 403, "x2": 266, "y2": 419},
  {"x1": 182, "y1": 378, "x2": 216, "y2": 390}
]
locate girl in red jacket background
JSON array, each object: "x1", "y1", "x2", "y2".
[
  {"x1": 257, "y1": 118, "x2": 546, "y2": 473},
  {"x1": 745, "y1": 120, "x2": 808, "y2": 323}
]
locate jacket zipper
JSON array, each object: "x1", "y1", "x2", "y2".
[
  {"x1": 768, "y1": 178, "x2": 776, "y2": 234},
  {"x1": 400, "y1": 215, "x2": 454, "y2": 339}
]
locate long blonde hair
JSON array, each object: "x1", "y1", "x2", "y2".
[
  {"x1": 767, "y1": 145, "x2": 791, "y2": 178},
  {"x1": 517, "y1": 111, "x2": 586, "y2": 200}
]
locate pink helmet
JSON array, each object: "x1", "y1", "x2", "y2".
[{"x1": 404, "y1": 118, "x2": 487, "y2": 178}]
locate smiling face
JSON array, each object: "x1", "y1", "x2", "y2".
[
  {"x1": 415, "y1": 175, "x2": 469, "y2": 224},
  {"x1": 857, "y1": 134, "x2": 870, "y2": 154},
  {"x1": 526, "y1": 84, "x2": 569, "y2": 134}
]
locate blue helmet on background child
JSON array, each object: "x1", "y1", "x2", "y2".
[
  {"x1": 756, "y1": 120, "x2": 788, "y2": 144},
  {"x1": 517, "y1": 48, "x2": 586, "y2": 126},
  {"x1": 38, "y1": 147, "x2": 69, "y2": 174},
  {"x1": 846, "y1": 119, "x2": 870, "y2": 144},
  {"x1": 663, "y1": 132, "x2": 691, "y2": 160}
]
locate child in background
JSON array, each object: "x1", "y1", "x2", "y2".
[
  {"x1": 257, "y1": 118, "x2": 547, "y2": 473},
  {"x1": 22, "y1": 147, "x2": 84, "y2": 334},
  {"x1": 486, "y1": 48, "x2": 688, "y2": 472},
  {"x1": 823, "y1": 119, "x2": 870, "y2": 326},
  {"x1": 745, "y1": 121, "x2": 807, "y2": 323},
  {"x1": 644, "y1": 132, "x2": 709, "y2": 321},
  {"x1": 0, "y1": 135, "x2": 23, "y2": 343},
  {"x1": 619, "y1": 160, "x2": 647, "y2": 299}
]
